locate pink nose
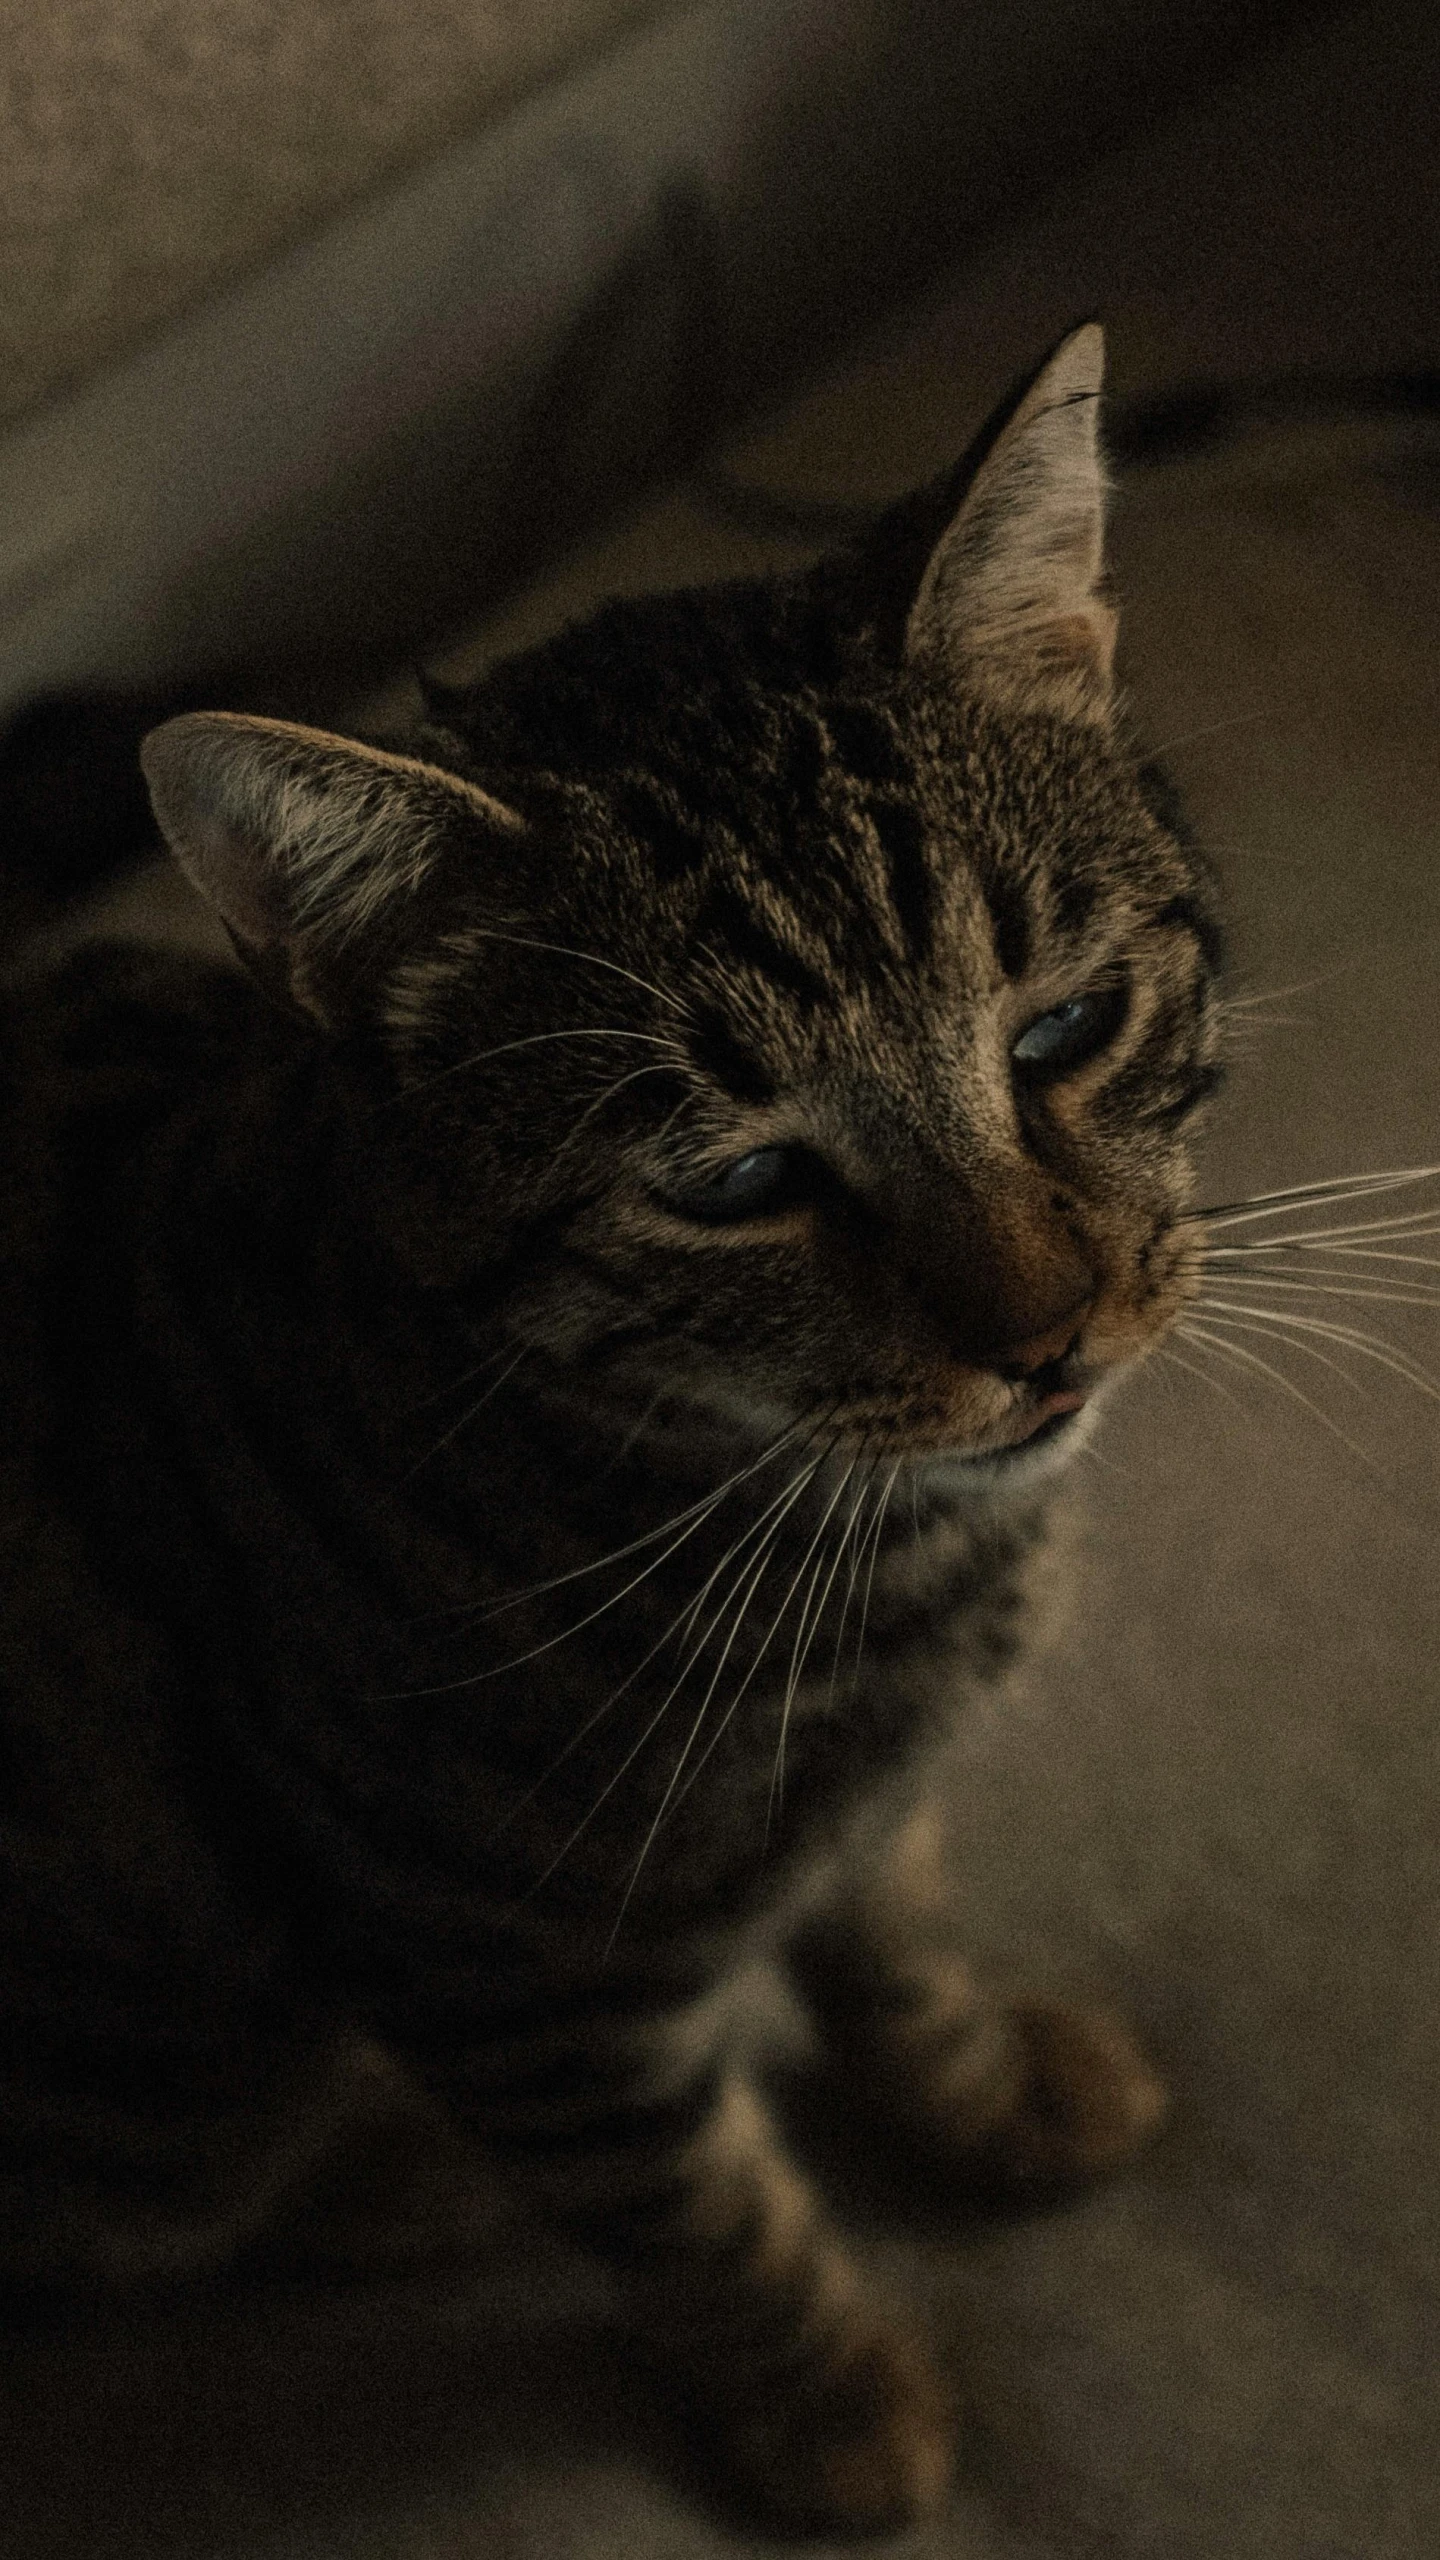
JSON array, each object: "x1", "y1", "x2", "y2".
[{"x1": 991, "y1": 1303, "x2": 1091, "y2": 1383}]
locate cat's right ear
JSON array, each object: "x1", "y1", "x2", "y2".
[
  {"x1": 823, "y1": 325, "x2": 1117, "y2": 727},
  {"x1": 141, "y1": 713, "x2": 523, "y2": 1028},
  {"x1": 903, "y1": 324, "x2": 1115, "y2": 725}
]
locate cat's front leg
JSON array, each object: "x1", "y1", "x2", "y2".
[
  {"x1": 791, "y1": 1801, "x2": 1167, "y2": 2200},
  {"x1": 451, "y1": 2006, "x2": 953, "y2": 2531}
]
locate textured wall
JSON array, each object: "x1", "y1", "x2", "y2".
[{"x1": 0, "y1": 0, "x2": 662, "y2": 424}]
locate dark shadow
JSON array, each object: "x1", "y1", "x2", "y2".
[{"x1": 1, "y1": 2251, "x2": 669, "y2": 2558}]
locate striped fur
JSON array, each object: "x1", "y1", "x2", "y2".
[{"x1": 0, "y1": 334, "x2": 1217, "y2": 2529}]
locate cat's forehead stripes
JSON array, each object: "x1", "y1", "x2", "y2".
[
  {"x1": 691, "y1": 876, "x2": 838, "y2": 1011},
  {"x1": 974, "y1": 861, "x2": 1032, "y2": 981},
  {"x1": 632, "y1": 694, "x2": 1169, "y2": 1026},
  {"x1": 411, "y1": 497, "x2": 1216, "y2": 1117},
  {"x1": 862, "y1": 794, "x2": 939, "y2": 968},
  {"x1": 627, "y1": 690, "x2": 952, "y2": 978},
  {"x1": 512, "y1": 678, "x2": 1213, "y2": 1131},
  {"x1": 587, "y1": 692, "x2": 945, "y2": 1047},
  {"x1": 381, "y1": 685, "x2": 1211, "y2": 1129}
]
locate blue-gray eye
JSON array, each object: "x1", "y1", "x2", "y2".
[
  {"x1": 1012, "y1": 985, "x2": 1126, "y2": 1076},
  {"x1": 669, "y1": 1146, "x2": 801, "y2": 1224}
]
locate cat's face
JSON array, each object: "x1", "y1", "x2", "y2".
[{"x1": 142, "y1": 327, "x2": 1221, "y2": 1486}]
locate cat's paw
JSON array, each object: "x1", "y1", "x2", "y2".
[
  {"x1": 921, "y1": 1994, "x2": 1168, "y2": 2202},
  {"x1": 715, "y1": 2317, "x2": 954, "y2": 2536}
]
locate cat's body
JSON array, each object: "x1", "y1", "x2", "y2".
[
  {"x1": 1, "y1": 932, "x2": 1038, "y2": 2252},
  {"x1": 0, "y1": 331, "x2": 1214, "y2": 2527}
]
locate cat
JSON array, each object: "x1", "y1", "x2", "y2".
[{"x1": 0, "y1": 326, "x2": 1221, "y2": 2532}]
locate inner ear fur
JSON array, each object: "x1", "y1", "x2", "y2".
[
  {"x1": 904, "y1": 323, "x2": 1116, "y2": 723},
  {"x1": 141, "y1": 712, "x2": 523, "y2": 1027}
]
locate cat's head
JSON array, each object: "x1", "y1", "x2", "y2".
[{"x1": 142, "y1": 327, "x2": 1220, "y2": 1489}]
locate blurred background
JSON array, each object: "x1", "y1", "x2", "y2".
[
  {"x1": 1, "y1": 0, "x2": 1436, "y2": 766},
  {"x1": 5, "y1": 9, "x2": 1440, "y2": 2559}
]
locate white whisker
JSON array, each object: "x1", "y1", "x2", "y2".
[
  {"x1": 1155, "y1": 1340, "x2": 1249, "y2": 1414},
  {"x1": 664, "y1": 1457, "x2": 884, "y2": 1830},
  {"x1": 396, "y1": 1419, "x2": 818, "y2": 1690},
  {"x1": 519, "y1": 1443, "x2": 830, "y2": 1908},
  {"x1": 664, "y1": 1432, "x2": 838, "y2": 1659},
  {"x1": 1191, "y1": 1300, "x2": 1370, "y2": 1395},
  {"x1": 1225, "y1": 1244, "x2": 1440, "y2": 1270},
  {"x1": 605, "y1": 1502, "x2": 803, "y2": 1948},
  {"x1": 766, "y1": 1462, "x2": 861, "y2": 1837},
  {"x1": 600, "y1": 1384, "x2": 672, "y2": 1475},
  {"x1": 847, "y1": 1459, "x2": 902, "y2": 1702},
  {"x1": 1208, "y1": 1216, "x2": 1440, "y2": 1253},
  {"x1": 1202, "y1": 1269, "x2": 1440, "y2": 1309},
  {"x1": 545, "y1": 1059, "x2": 688, "y2": 1173},
  {"x1": 466, "y1": 1419, "x2": 810, "y2": 1621},
  {"x1": 1192, "y1": 1166, "x2": 1440, "y2": 1228},
  {"x1": 394, "y1": 1021, "x2": 686, "y2": 1106},
  {"x1": 464, "y1": 928, "x2": 691, "y2": 1019},
  {"x1": 482, "y1": 1444, "x2": 830, "y2": 1848},
  {"x1": 1142, "y1": 706, "x2": 1274, "y2": 759},
  {"x1": 1193, "y1": 1296, "x2": 1440, "y2": 1404},
  {"x1": 1175, "y1": 1319, "x2": 1375, "y2": 1463},
  {"x1": 403, "y1": 1344, "x2": 530, "y2": 1477},
  {"x1": 411, "y1": 1336, "x2": 516, "y2": 1411},
  {"x1": 825, "y1": 1451, "x2": 885, "y2": 1704},
  {"x1": 1219, "y1": 978, "x2": 1323, "y2": 1012}
]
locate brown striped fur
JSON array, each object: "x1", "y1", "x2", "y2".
[{"x1": 0, "y1": 332, "x2": 1216, "y2": 2529}]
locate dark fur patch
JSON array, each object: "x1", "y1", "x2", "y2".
[
  {"x1": 868, "y1": 796, "x2": 936, "y2": 964},
  {"x1": 1049, "y1": 860, "x2": 1099, "y2": 938},
  {"x1": 687, "y1": 1008, "x2": 778, "y2": 1104},
  {"x1": 980, "y1": 866, "x2": 1032, "y2": 980},
  {"x1": 488, "y1": 2069, "x2": 722, "y2": 2162},
  {"x1": 1153, "y1": 892, "x2": 1225, "y2": 976},
  {"x1": 692, "y1": 883, "x2": 830, "y2": 1011},
  {"x1": 611, "y1": 778, "x2": 707, "y2": 883},
  {"x1": 825, "y1": 698, "x2": 908, "y2": 787},
  {"x1": 779, "y1": 713, "x2": 828, "y2": 808},
  {"x1": 1149, "y1": 1059, "x2": 1227, "y2": 1125},
  {"x1": 1097, "y1": 985, "x2": 1214, "y2": 1127}
]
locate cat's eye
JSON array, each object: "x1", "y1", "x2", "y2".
[
  {"x1": 1011, "y1": 985, "x2": 1126, "y2": 1078},
  {"x1": 662, "y1": 1146, "x2": 807, "y2": 1225}
]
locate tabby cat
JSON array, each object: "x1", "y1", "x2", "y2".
[{"x1": 1, "y1": 328, "x2": 1219, "y2": 2531}]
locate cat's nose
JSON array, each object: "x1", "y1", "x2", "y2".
[{"x1": 990, "y1": 1303, "x2": 1091, "y2": 1384}]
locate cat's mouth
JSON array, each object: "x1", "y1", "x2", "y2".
[
  {"x1": 971, "y1": 1398, "x2": 1090, "y2": 1471},
  {"x1": 914, "y1": 1383, "x2": 1100, "y2": 1489},
  {"x1": 998, "y1": 1388, "x2": 1088, "y2": 1447},
  {"x1": 994, "y1": 1402, "x2": 1081, "y2": 1464}
]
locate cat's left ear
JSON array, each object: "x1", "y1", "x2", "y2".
[
  {"x1": 905, "y1": 323, "x2": 1116, "y2": 725},
  {"x1": 141, "y1": 713, "x2": 523, "y2": 1027}
]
